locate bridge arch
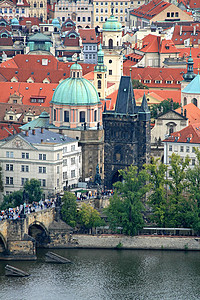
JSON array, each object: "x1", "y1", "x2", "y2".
[
  {"x1": 28, "y1": 221, "x2": 50, "y2": 247},
  {"x1": 0, "y1": 232, "x2": 7, "y2": 254}
]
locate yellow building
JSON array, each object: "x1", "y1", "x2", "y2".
[{"x1": 93, "y1": 0, "x2": 131, "y2": 28}]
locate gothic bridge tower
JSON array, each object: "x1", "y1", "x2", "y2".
[{"x1": 103, "y1": 76, "x2": 151, "y2": 189}]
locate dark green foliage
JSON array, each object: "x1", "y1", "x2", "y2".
[
  {"x1": 151, "y1": 99, "x2": 180, "y2": 119},
  {"x1": 61, "y1": 192, "x2": 78, "y2": 227},
  {"x1": 78, "y1": 203, "x2": 103, "y2": 232},
  {"x1": 145, "y1": 158, "x2": 168, "y2": 226},
  {"x1": 132, "y1": 79, "x2": 148, "y2": 89},
  {"x1": 105, "y1": 165, "x2": 150, "y2": 236},
  {"x1": 1, "y1": 190, "x2": 23, "y2": 210},
  {"x1": 23, "y1": 179, "x2": 42, "y2": 203}
]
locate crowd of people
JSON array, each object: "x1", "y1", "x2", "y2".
[{"x1": 0, "y1": 199, "x2": 55, "y2": 221}]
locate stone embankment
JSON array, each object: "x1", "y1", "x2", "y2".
[{"x1": 69, "y1": 234, "x2": 200, "y2": 251}]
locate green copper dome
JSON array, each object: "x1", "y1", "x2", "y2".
[
  {"x1": 51, "y1": 78, "x2": 100, "y2": 106},
  {"x1": 70, "y1": 62, "x2": 82, "y2": 70},
  {"x1": 182, "y1": 74, "x2": 200, "y2": 94},
  {"x1": 103, "y1": 15, "x2": 122, "y2": 31},
  {"x1": 11, "y1": 18, "x2": 19, "y2": 25}
]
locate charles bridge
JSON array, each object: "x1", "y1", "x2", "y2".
[{"x1": 0, "y1": 206, "x2": 71, "y2": 260}]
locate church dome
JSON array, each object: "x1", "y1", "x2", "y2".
[
  {"x1": 11, "y1": 18, "x2": 19, "y2": 25},
  {"x1": 182, "y1": 74, "x2": 200, "y2": 94},
  {"x1": 51, "y1": 63, "x2": 100, "y2": 105},
  {"x1": 103, "y1": 15, "x2": 122, "y2": 31},
  {"x1": 52, "y1": 18, "x2": 61, "y2": 28}
]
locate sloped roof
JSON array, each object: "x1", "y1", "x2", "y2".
[
  {"x1": 79, "y1": 28, "x2": 97, "y2": 44},
  {"x1": 0, "y1": 123, "x2": 21, "y2": 140},
  {"x1": 163, "y1": 123, "x2": 200, "y2": 144},
  {"x1": 130, "y1": 0, "x2": 171, "y2": 20},
  {"x1": 28, "y1": 33, "x2": 51, "y2": 42},
  {"x1": 182, "y1": 73, "x2": 200, "y2": 93},
  {"x1": 160, "y1": 40, "x2": 180, "y2": 54},
  {"x1": 172, "y1": 24, "x2": 200, "y2": 46},
  {"x1": 176, "y1": 103, "x2": 200, "y2": 124}
]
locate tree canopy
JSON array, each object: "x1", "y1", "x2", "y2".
[
  {"x1": 151, "y1": 99, "x2": 181, "y2": 119},
  {"x1": 132, "y1": 79, "x2": 148, "y2": 89},
  {"x1": 61, "y1": 191, "x2": 77, "y2": 228}
]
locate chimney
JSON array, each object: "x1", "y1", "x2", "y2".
[
  {"x1": 32, "y1": 129, "x2": 35, "y2": 135},
  {"x1": 41, "y1": 139, "x2": 43, "y2": 143},
  {"x1": 181, "y1": 106, "x2": 183, "y2": 115},
  {"x1": 25, "y1": 130, "x2": 29, "y2": 136},
  {"x1": 180, "y1": 25, "x2": 182, "y2": 36},
  {"x1": 41, "y1": 127, "x2": 44, "y2": 134},
  {"x1": 194, "y1": 26, "x2": 196, "y2": 36},
  {"x1": 184, "y1": 109, "x2": 187, "y2": 118}
]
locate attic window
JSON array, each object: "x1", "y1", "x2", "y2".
[
  {"x1": 40, "y1": 88, "x2": 42, "y2": 90},
  {"x1": 26, "y1": 87, "x2": 29, "y2": 90},
  {"x1": 31, "y1": 72, "x2": 34, "y2": 75},
  {"x1": 47, "y1": 72, "x2": 50, "y2": 75},
  {"x1": 53, "y1": 88, "x2": 55, "y2": 91},
  {"x1": 83, "y1": 37, "x2": 86, "y2": 40},
  {"x1": 68, "y1": 65, "x2": 70, "y2": 67},
  {"x1": 165, "y1": 46, "x2": 169, "y2": 49},
  {"x1": 37, "y1": 60, "x2": 40, "y2": 62},
  {"x1": 63, "y1": 73, "x2": 66, "y2": 76},
  {"x1": 26, "y1": 59, "x2": 28, "y2": 62},
  {"x1": 10, "y1": 86, "x2": 13, "y2": 89},
  {"x1": 15, "y1": 71, "x2": 18, "y2": 74}
]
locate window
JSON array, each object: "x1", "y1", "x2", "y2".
[
  {"x1": 98, "y1": 80, "x2": 101, "y2": 89},
  {"x1": 192, "y1": 158, "x2": 195, "y2": 165},
  {"x1": 9, "y1": 8, "x2": 12, "y2": 13},
  {"x1": 88, "y1": 17, "x2": 91, "y2": 22},
  {"x1": 39, "y1": 179, "x2": 46, "y2": 187},
  {"x1": 63, "y1": 172, "x2": 68, "y2": 180},
  {"x1": 40, "y1": 2, "x2": 43, "y2": 7},
  {"x1": 22, "y1": 152, "x2": 29, "y2": 159},
  {"x1": 101, "y1": 17, "x2": 103, "y2": 22},
  {"x1": 192, "y1": 147, "x2": 195, "y2": 153},
  {"x1": 94, "y1": 110, "x2": 97, "y2": 122},
  {"x1": 115, "y1": 8, "x2": 118, "y2": 13},
  {"x1": 180, "y1": 146, "x2": 184, "y2": 152},
  {"x1": 167, "y1": 12, "x2": 170, "y2": 17},
  {"x1": 39, "y1": 167, "x2": 46, "y2": 173},
  {"x1": 21, "y1": 178, "x2": 28, "y2": 186},
  {"x1": 34, "y1": 2, "x2": 36, "y2": 7},
  {"x1": 77, "y1": 17, "x2": 80, "y2": 21},
  {"x1": 57, "y1": 166, "x2": 60, "y2": 174},
  {"x1": 39, "y1": 154, "x2": 46, "y2": 160},
  {"x1": 4, "y1": 8, "x2": 7, "y2": 13},
  {"x1": 109, "y1": 70, "x2": 112, "y2": 75},
  {"x1": 6, "y1": 164, "x2": 13, "y2": 171},
  {"x1": 186, "y1": 146, "x2": 190, "y2": 153},
  {"x1": 21, "y1": 165, "x2": 29, "y2": 172},
  {"x1": 57, "y1": 179, "x2": 59, "y2": 186},
  {"x1": 96, "y1": 17, "x2": 99, "y2": 21},
  {"x1": 22, "y1": 8, "x2": 25, "y2": 13},
  {"x1": 57, "y1": 153, "x2": 59, "y2": 160},
  {"x1": 71, "y1": 157, "x2": 75, "y2": 165},
  {"x1": 109, "y1": 39, "x2": 113, "y2": 49},
  {"x1": 101, "y1": 8, "x2": 103, "y2": 13},
  {"x1": 54, "y1": 109, "x2": 56, "y2": 121},
  {"x1": 175, "y1": 12, "x2": 179, "y2": 17},
  {"x1": 63, "y1": 159, "x2": 67, "y2": 166},
  {"x1": 71, "y1": 145, "x2": 75, "y2": 151},
  {"x1": 71, "y1": 170, "x2": 75, "y2": 178},
  {"x1": 171, "y1": 12, "x2": 174, "y2": 17},
  {"x1": 166, "y1": 81, "x2": 172, "y2": 84},
  {"x1": 169, "y1": 145, "x2": 172, "y2": 151},
  {"x1": 6, "y1": 151, "x2": 14, "y2": 158},
  {"x1": 80, "y1": 111, "x2": 85, "y2": 122},
  {"x1": 155, "y1": 80, "x2": 161, "y2": 84},
  {"x1": 6, "y1": 177, "x2": 13, "y2": 185},
  {"x1": 83, "y1": 17, "x2": 85, "y2": 22}
]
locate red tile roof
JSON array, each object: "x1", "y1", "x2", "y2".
[
  {"x1": 189, "y1": 0, "x2": 200, "y2": 8},
  {"x1": 163, "y1": 123, "x2": 200, "y2": 144},
  {"x1": 124, "y1": 66, "x2": 184, "y2": 90},
  {"x1": 160, "y1": 39, "x2": 180, "y2": 54},
  {"x1": 135, "y1": 35, "x2": 161, "y2": 53},
  {"x1": 172, "y1": 24, "x2": 200, "y2": 46},
  {"x1": 130, "y1": 0, "x2": 171, "y2": 20},
  {"x1": 79, "y1": 28, "x2": 97, "y2": 44},
  {"x1": 19, "y1": 17, "x2": 41, "y2": 26},
  {"x1": 176, "y1": 103, "x2": 200, "y2": 124},
  {"x1": 0, "y1": 123, "x2": 21, "y2": 140},
  {"x1": 0, "y1": 55, "x2": 96, "y2": 83}
]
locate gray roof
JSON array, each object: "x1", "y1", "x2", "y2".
[
  {"x1": 20, "y1": 111, "x2": 50, "y2": 131},
  {"x1": 28, "y1": 33, "x2": 52, "y2": 42},
  {"x1": 115, "y1": 76, "x2": 136, "y2": 115},
  {"x1": 21, "y1": 128, "x2": 76, "y2": 145}
]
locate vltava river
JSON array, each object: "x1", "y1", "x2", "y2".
[{"x1": 1, "y1": 249, "x2": 200, "y2": 300}]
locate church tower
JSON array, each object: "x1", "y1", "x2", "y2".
[
  {"x1": 102, "y1": 13, "x2": 123, "y2": 88},
  {"x1": 94, "y1": 43, "x2": 107, "y2": 100},
  {"x1": 182, "y1": 47, "x2": 196, "y2": 91},
  {"x1": 103, "y1": 76, "x2": 151, "y2": 189}
]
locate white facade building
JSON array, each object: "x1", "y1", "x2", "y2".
[{"x1": 0, "y1": 128, "x2": 82, "y2": 197}]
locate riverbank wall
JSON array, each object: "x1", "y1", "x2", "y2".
[{"x1": 67, "y1": 234, "x2": 200, "y2": 251}]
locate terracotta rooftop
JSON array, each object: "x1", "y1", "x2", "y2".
[
  {"x1": 176, "y1": 103, "x2": 200, "y2": 124},
  {"x1": 79, "y1": 28, "x2": 97, "y2": 44},
  {"x1": 130, "y1": 0, "x2": 171, "y2": 20},
  {"x1": 163, "y1": 123, "x2": 200, "y2": 144}
]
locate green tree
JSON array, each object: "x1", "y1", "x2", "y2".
[
  {"x1": 24, "y1": 178, "x2": 42, "y2": 203},
  {"x1": 1, "y1": 190, "x2": 23, "y2": 210},
  {"x1": 132, "y1": 79, "x2": 148, "y2": 89},
  {"x1": 186, "y1": 148, "x2": 200, "y2": 232},
  {"x1": 78, "y1": 203, "x2": 103, "y2": 233},
  {"x1": 105, "y1": 165, "x2": 150, "y2": 236},
  {"x1": 145, "y1": 158, "x2": 168, "y2": 227},
  {"x1": 151, "y1": 99, "x2": 180, "y2": 119},
  {"x1": 61, "y1": 191, "x2": 77, "y2": 227},
  {"x1": 166, "y1": 153, "x2": 193, "y2": 227}
]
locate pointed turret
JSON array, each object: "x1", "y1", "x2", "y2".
[
  {"x1": 103, "y1": 101, "x2": 107, "y2": 113},
  {"x1": 94, "y1": 43, "x2": 107, "y2": 72},
  {"x1": 138, "y1": 93, "x2": 150, "y2": 121},
  {"x1": 183, "y1": 47, "x2": 196, "y2": 82},
  {"x1": 115, "y1": 76, "x2": 136, "y2": 115}
]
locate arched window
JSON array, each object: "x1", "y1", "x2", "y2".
[
  {"x1": 183, "y1": 97, "x2": 187, "y2": 106},
  {"x1": 80, "y1": 111, "x2": 85, "y2": 123},
  {"x1": 53, "y1": 109, "x2": 56, "y2": 121},
  {"x1": 192, "y1": 98, "x2": 198, "y2": 107},
  {"x1": 94, "y1": 110, "x2": 97, "y2": 122},
  {"x1": 169, "y1": 125, "x2": 174, "y2": 134},
  {"x1": 98, "y1": 80, "x2": 101, "y2": 89},
  {"x1": 108, "y1": 39, "x2": 113, "y2": 49}
]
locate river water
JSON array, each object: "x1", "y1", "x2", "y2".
[{"x1": 1, "y1": 249, "x2": 200, "y2": 300}]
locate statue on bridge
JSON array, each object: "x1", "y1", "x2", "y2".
[{"x1": 94, "y1": 164, "x2": 101, "y2": 186}]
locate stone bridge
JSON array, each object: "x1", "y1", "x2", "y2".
[{"x1": 0, "y1": 207, "x2": 71, "y2": 260}]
